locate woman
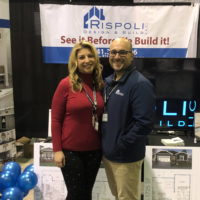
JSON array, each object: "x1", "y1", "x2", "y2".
[{"x1": 51, "y1": 41, "x2": 104, "y2": 200}]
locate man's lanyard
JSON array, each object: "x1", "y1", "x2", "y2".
[
  {"x1": 83, "y1": 86, "x2": 97, "y2": 112},
  {"x1": 102, "y1": 84, "x2": 118, "y2": 123},
  {"x1": 104, "y1": 84, "x2": 119, "y2": 105}
]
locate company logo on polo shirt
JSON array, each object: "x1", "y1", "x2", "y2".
[
  {"x1": 115, "y1": 89, "x2": 124, "y2": 96},
  {"x1": 83, "y1": 6, "x2": 148, "y2": 35}
]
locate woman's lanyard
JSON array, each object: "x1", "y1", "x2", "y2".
[
  {"x1": 82, "y1": 85, "x2": 99, "y2": 131},
  {"x1": 102, "y1": 83, "x2": 119, "y2": 122}
]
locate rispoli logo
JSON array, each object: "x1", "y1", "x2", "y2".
[
  {"x1": 84, "y1": 7, "x2": 105, "y2": 29},
  {"x1": 83, "y1": 6, "x2": 148, "y2": 35}
]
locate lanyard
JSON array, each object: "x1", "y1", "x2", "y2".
[
  {"x1": 83, "y1": 86, "x2": 97, "y2": 111},
  {"x1": 104, "y1": 84, "x2": 119, "y2": 105},
  {"x1": 83, "y1": 85, "x2": 99, "y2": 131}
]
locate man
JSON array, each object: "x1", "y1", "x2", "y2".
[{"x1": 102, "y1": 38, "x2": 155, "y2": 200}]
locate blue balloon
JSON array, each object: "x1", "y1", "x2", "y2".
[
  {"x1": 0, "y1": 181, "x2": 4, "y2": 193},
  {"x1": 2, "y1": 187, "x2": 23, "y2": 200},
  {"x1": 0, "y1": 186, "x2": 3, "y2": 193},
  {"x1": 0, "y1": 171, "x2": 17, "y2": 191},
  {"x1": 2, "y1": 161, "x2": 21, "y2": 178},
  {"x1": 23, "y1": 189, "x2": 29, "y2": 197},
  {"x1": 23, "y1": 164, "x2": 34, "y2": 173},
  {"x1": 17, "y1": 171, "x2": 38, "y2": 192}
]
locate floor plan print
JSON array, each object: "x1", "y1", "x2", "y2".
[{"x1": 144, "y1": 146, "x2": 200, "y2": 200}]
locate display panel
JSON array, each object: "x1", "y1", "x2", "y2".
[
  {"x1": 139, "y1": 58, "x2": 200, "y2": 131},
  {"x1": 155, "y1": 99, "x2": 200, "y2": 130}
]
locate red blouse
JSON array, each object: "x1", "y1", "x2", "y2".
[{"x1": 51, "y1": 74, "x2": 104, "y2": 152}]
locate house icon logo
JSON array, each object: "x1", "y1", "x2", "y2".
[{"x1": 83, "y1": 7, "x2": 105, "y2": 29}]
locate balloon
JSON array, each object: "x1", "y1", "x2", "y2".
[
  {"x1": 0, "y1": 171, "x2": 17, "y2": 191},
  {"x1": 1, "y1": 187, "x2": 23, "y2": 200},
  {"x1": 2, "y1": 161, "x2": 21, "y2": 178},
  {"x1": 17, "y1": 171, "x2": 38, "y2": 192},
  {"x1": 0, "y1": 181, "x2": 4, "y2": 193},
  {"x1": 0, "y1": 186, "x2": 3, "y2": 193},
  {"x1": 23, "y1": 164, "x2": 34, "y2": 173},
  {"x1": 23, "y1": 189, "x2": 29, "y2": 197}
]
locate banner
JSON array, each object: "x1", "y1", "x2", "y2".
[{"x1": 39, "y1": 4, "x2": 199, "y2": 63}]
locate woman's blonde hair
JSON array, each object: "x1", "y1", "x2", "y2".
[{"x1": 68, "y1": 41, "x2": 104, "y2": 92}]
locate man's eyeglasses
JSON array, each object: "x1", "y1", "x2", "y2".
[{"x1": 109, "y1": 50, "x2": 132, "y2": 57}]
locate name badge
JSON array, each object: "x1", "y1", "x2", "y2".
[
  {"x1": 95, "y1": 121, "x2": 99, "y2": 131},
  {"x1": 102, "y1": 113, "x2": 108, "y2": 122}
]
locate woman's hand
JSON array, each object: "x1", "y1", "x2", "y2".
[{"x1": 54, "y1": 151, "x2": 65, "y2": 168}]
